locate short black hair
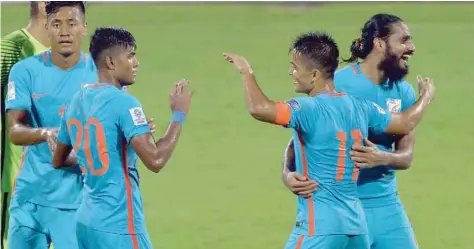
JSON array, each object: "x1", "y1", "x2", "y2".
[
  {"x1": 343, "y1": 13, "x2": 403, "y2": 63},
  {"x1": 89, "y1": 27, "x2": 137, "y2": 67},
  {"x1": 45, "y1": 1, "x2": 86, "y2": 18},
  {"x1": 290, "y1": 32, "x2": 339, "y2": 79}
]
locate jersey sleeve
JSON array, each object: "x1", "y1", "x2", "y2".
[
  {"x1": 5, "y1": 62, "x2": 32, "y2": 111},
  {"x1": 280, "y1": 97, "x2": 316, "y2": 133},
  {"x1": 57, "y1": 111, "x2": 71, "y2": 146},
  {"x1": 402, "y1": 83, "x2": 416, "y2": 111},
  {"x1": 363, "y1": 99, "x2": 392, "y2": 134},
  {"x1": 117, "y1": 95, "x2": 151, "y2": 143},
  {"x1": 1, "y1": 39, "x2": 21, "y2": 88}
]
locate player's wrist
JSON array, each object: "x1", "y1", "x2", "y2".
[
  {"x1": 241, "y1": 67, "x2": 254, "y2": 75},
  {"x1": 171, "y1": 111, "x2": 187, "y2": 125},
  {"x1": 39, "y1": 128, "x2": 50, "y2": 141}
]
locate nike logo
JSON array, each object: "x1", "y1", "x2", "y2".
[{"x1": 32, "y1": 93, "x2": 48, "y2": 99}]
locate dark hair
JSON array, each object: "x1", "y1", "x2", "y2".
[
  {"x1": 89, "y1": 27, "x2": 137, "y2": 67},
  {"x1": 45, "y1": 1, "x2": 86, "y2": 18},
  {"x1": 343, "y1": 13, "x2": 403, "y2": 63},
  {"x1": 290, "y1": 31, "x2": 339, "y2": 79}
]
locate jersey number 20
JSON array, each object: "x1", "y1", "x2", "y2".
[{"x1": 68, "y1": 118, "x2": 110, "y2": 176}]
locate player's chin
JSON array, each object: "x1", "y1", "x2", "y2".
[{"x1": 58, "y1": 48, "x2": 74, "y2": 57}]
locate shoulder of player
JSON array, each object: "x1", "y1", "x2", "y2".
[
  {"x1": 10, "y1": 53, "x2": 45, "y2": 72},
  {"x1": 335, "y1": 64, "x2": 357, "y2": 77},
  {"x1": 111, "y1": 90, "x2": 141, "y2": 106},
  {"x1": 83, "y1": 52, "x2": 97, "y2": 71},
  {"x1": 334, "y1": 64, "x2": 358, "y2": 87},
  {"x1": 285, "y1": 96, "x2": 317, "y2": 110},
  {"x1": 2, "y1": 29, "x2": 29, "y2": 45}
]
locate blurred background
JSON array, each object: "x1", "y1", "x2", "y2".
[{"x1": 2, "y1": 1, "x2": 474, "y2": 249}]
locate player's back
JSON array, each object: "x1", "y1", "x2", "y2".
[
  {"x1": 334, "y1": 63, "x2": 416, "y2": 205},
  {"x1": 64, "y1": 83, "x2": 147, "y2": 234},
  {"x1": 292, "y1": 93, "x2": 389, "y2": 236}
]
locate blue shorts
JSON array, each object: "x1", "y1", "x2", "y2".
[
  {"x1": 364, "y1": 202, "x2": 419, "y2": 249},
  {"x1": 7, "y1": 198, "x2": 78, "y2": 249},
  {"x1": 76, "y1": 222, "x2": 153, "y2": 249},
  {"x1": 284, "y1": 232, "x2": 369, "y2": 249}
]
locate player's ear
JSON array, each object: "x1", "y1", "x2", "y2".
[
  {"x1": 373, "y1": 37, "x2": 385, "y2": 53},
  {"x1": 82, "y1": 21, "x2": 88, "y2": 37},
  {"x1": 105, "y1": 56, "x2": 114, "y2": 70},
  {"x1": 311, "y1": 69, "x2": 321, "y2": 84}
]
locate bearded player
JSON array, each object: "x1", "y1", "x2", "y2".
[
  {"x1": 224, "y1": 31, "x2": 434, "y2": 249},
  {"x1": 283, "y1": 14, "x2": 423, "y2": 249}
]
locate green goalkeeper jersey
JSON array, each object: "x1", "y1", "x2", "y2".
[{"x1": 1, "y1": 29, "x2": 48, "y2": 193}]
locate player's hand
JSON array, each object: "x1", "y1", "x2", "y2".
[
  {"x1": 283, "y1": 172, "x2": 318, "y2": 199},
  {"x1": 43, "y1": 128, "x2": 59, "y2": 153},
  {"x1": 417, "y1": 75, "x2": 435, "y2": 104},
  {"x1": 350, "y1": 138, "x2": 387, "y2": 168},
  {"x1": 222, "y1": 53, "x2": 253, "y2": 74},
  {"x1": 170, "y1": 79, "x2": 194, "y2": 114},
  {"x1": 147, "y1": 118, "x2": 156, "y2": 134}
]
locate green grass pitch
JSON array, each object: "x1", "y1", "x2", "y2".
[{"x1": 2, "y1": 2, "x2": 473, "y2": 249}]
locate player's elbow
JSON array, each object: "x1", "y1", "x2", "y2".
[
  {"x1": 146, "y1": 159, "x2": 166, "y2": 173},
  {"x1": 52, "y1": 159, "x2": 63, "y2": 169},
  {"x1": 398, "y1": 153, "x2": 414, "y2": 170},
  {"x1": 249, "y1": 104, "x2": 272, "y2": 122},
  {"x1": 9, "y1": 131, "x2": 23, "y2": 145}
]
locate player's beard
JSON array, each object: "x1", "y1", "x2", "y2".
[{"x1": 378, "y1": 45, "x2": 409, "y2": 86}]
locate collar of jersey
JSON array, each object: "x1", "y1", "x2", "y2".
[{"x1": 43, "y1": 50, "x2": 87, "y2": 70}]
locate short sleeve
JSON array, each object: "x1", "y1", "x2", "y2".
[
  {"x1": 57, "y1": 112, "x2": 71, "y2": 146},
  {"x1": 402, "y1": 83, "x2": 416, "y2": 111},
  {"x1": 117, "y1": 95, "x2": 151, "y2": 143},
  {"x1": 5, "y1": 62, "x2": 32, "y2": 111},
  {"x1": 285, "y1": 97, "x2": 317, "y2": 133},
  {"x1": 363, "y1": 100, "x2": 392, "y2": 134}
]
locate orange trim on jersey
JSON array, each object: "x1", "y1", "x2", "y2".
[
  {"x1": 294, "y1": 235, "x2": 305, "y2": 249},
  {"x1": 11, "y1": 147, "x2": 28, "y2": 196},
  {"x1": 296, "y1": 131, "x2": 315, "y2": 236},
  {"x1": 274, "y1": 102, "x2": 291, "y2": 126},
  {"x1": 122, "y1": 141, "x2": 139, "y2": 249},
  {"x1": 326, "y1": 92, "x2": 346, "y2": 97},
  {"x1": 350, "y1": 63, "x2": 358, "y2": 75},
  {"x1": 83, "y1": 53, "x2": 87, "y2": 62}
]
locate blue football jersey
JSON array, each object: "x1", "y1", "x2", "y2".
[
  {"x1": 57, "y1": 83, "x2": 151, "y2": 234},
  {"x1": 334, "y1": 63, "x2": 416, "y2": 207},
  {"x1": 284, "y1": 93, "x2": 392, "y2": 236},
  {"x1": 5, "y1": 50, "x2": 97, "y2": 208}
]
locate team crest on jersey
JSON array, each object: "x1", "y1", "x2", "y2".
[
  {"x1": 129, "y1": 107, "x2": 147, "y2": 126},
  {"x1": 386, "y1": 98, "x2": 402, "y2": 112},
  {"x1": 285, "y1": 99, "x2": 301, "y2": 110},
  {"x1": 372, "y1": 102, "x2": 386, "y2": 114},
  {"x1": 7, "y1": 81, "x2": 15, "y2": 101}
]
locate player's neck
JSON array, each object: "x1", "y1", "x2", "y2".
[
  {"x1": 359, "y1": 56, "x2": 387, "y2": 85},
  {"x1": 309, "y1": 80, "x2": 336, "y2": 96},
  {"x1": 50, "y1": 51, "x2": 81, "y2": 70},
  {"x1": 98, "y1": 70, "x2": 122, "y2": 89},
  {"x1": 26, "y1": 17, "x2": 50, "y2": 47}
]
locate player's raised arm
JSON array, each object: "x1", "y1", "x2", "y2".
[
  {"x1": 385, "y1": 76, "x2": 435, "y2": 134},
  {"x1": 6, "y1": 63, "x2": 57, "y2": 145},
  {"x1": 222, "y1": 53, "x2": 289, "y2": 125},
  {"x1": 367, "y1": 75, "x2": 435, "y2": 135},
  {"x1": 128, "y1": 79, "x2": 194, "y2": 173}
]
